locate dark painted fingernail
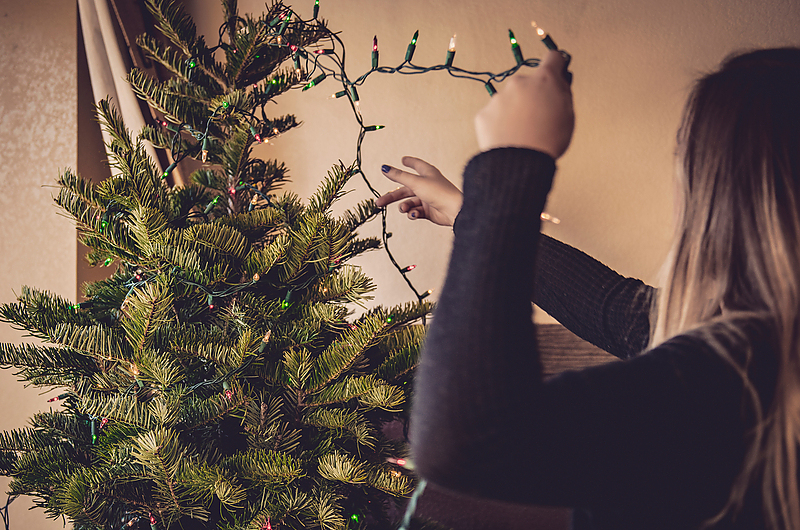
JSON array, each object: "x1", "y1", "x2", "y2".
[
  {"x1": 381, "y1": 165, "x2": 391, "y2": 173},
  {"x1": 410, "y1": 211, "x2": 417, "y2": 218}
]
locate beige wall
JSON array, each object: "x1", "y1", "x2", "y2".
[
  {"x1": 0, "y1": 0, "x2": 798, "y2": 526},
  {"x1": 0, "y1": 0, "x2": 77, "y2": 528},
  {"x1": 182, "y1": 0, "x2": 800, "y2": 323}
]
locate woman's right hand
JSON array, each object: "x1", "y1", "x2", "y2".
[{"x1": 376, "y1": 157, "x2": 463, "y2": 227}]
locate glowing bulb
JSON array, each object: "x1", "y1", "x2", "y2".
[
  {"x1": 273, "y1": 127, "x2": 279, "y2": 135},
  {"x1": 445, "y1": 34, "x2": 456, "y2": 67},
  {"x1": 540, "y1": 212, "x2": 561, "y2": 224},
  {"x1": 531, "y1": 20, "x2": 559, "y2": 50},
  {"x1": 130, "y1": 364, "x2": 139, "y2": 376},
  {"x1": 277, "y1": 35, "x2": 282, "y2": 45}
]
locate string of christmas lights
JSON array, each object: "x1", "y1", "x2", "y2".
[
  {"x1": 153, "y1": 1, "x2": 567, "y2": 307},
  {"x1": 62, "y1": 1, "x2": 571, "y2": 452}
]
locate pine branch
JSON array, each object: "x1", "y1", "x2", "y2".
[
  {"x1": 120, "y1": 280, "x2": 175, "y2": 353},
  {"x1": 307, "y1": 163, "x2": 354, "y2": 214},
  {"x1": 0, "y1": 287, "x2": 92, "y2": 339},
  {"x1": 340, "y1": 199, "x2": 379, "y2": 232},
  {"x1": 137, "y1": 33, "x2": 224, "y2": 92},
  {"x1": 144, "y1": 0, "x2": 203, "y2": 59},
  {"x1": 183, "y1": 222, "x2": 250, "y2": 260},
  {"x1": 128, "y1": 68, "x2": 208, "y2": 128},
  {"x1": 346, "y1": 237, "x2": 381, "y2": 259},
  {"x1": 315, "y1": 451, "x2": 368, "y2": 485},
  {"x1": 309, "y1": 312, "x2": 386, "y2": 391}
]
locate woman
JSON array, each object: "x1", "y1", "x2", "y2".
[{"x1": 376, "y1": 48, "x2": 800, "y2": 529}]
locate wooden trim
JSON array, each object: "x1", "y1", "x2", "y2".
[{"x1": 538, "y1": 323, "x2": 617, "y2": 377}]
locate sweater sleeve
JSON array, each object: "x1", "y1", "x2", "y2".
[
  {"x1": 410, "y1": 148, "x2": 764, "y2": 527},
  {"x1": 534, "y1": 235, "x2": 655, "y2": 359}
]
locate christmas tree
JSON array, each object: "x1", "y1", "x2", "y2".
[{"x1": 0, "y1": 1, "x2": 432, "y2": 528}]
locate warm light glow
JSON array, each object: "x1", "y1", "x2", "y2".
[
  {"x1": 373, "y1": 36, "x2": 378, "y2": 52},
  {"x1": 130, "y1": 364, "x2": 139, "y2": 376},
  {"x1": 531, "y1": 21, "x2": 546, "y2": 38},
  {"x1": 540, "y1": 212, "x2": 561, "y2": 224},
  {"x1": 449, "y1": 34, "x2": 456, "y2": 52}
]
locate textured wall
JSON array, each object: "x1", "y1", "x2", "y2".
[
  {"x1": 0, "y1": 0, "x2": 798, "y2": 526},
  {"x1": 0, "y1": 0, "x2": 77, "y2": 528},
  {"x1": 180, "y1": 0, "x2": 800, "y2": 323}
]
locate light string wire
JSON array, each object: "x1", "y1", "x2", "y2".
[{"x1": 154, "y1": 2, "x2": 553, "y2": 306}]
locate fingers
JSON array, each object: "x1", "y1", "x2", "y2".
[
  {"x1": 376, "y1": 186, "x2": 415, "y2": 207},
  {"x1": 401, "y1": 156, "x2": 442, "y2": 178},
  {"x1": 539, "y1": 49, "x2": 571, "y2": 88},
  {"x1": 407, "y1": 207, "x2": 425, "y2": 220},
  {"x1": 398, "y1": 197, "x2": 422, "y2": 213},
  {"x1": 381, "y1": 164, "x2": 420, "y2": 187},
  {"x1": 540, "y1": 49, "x2": 566, "y2": 72}
]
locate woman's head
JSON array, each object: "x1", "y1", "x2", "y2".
[
  {"x1": 655, "y1": 48, "x2": 800, "y2": 529},
  {"x1": 657, "y1": 47, "x2": 800, "y2": 338}
]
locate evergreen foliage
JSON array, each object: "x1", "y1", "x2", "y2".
[{"x1": 0, "y1": 1, "x2": 432, "y2": 528}]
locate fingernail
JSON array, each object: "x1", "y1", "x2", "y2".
[
  {"x1": 410, "y1": 211, "x2": 417, "y2": 218},
  {"x1": 381, "y1": 165, "x2": 391, "y2": 173}
]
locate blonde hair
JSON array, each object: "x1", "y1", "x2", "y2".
[{"x1": 651, "y1": 48, "x2": 800, "y2": 528}]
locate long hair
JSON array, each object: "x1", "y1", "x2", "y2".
[{"x1": 651, "y1": 48, "x2": 800, "y2": 529}]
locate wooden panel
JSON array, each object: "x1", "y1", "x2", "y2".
[{"x1": 538, "y1": 323, "x2": 618, "y2": 377}]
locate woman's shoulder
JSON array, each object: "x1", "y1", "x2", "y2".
[{"x1": 650, "y1": 313, "x2": 779, "y2": 403}]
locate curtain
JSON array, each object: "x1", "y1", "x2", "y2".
[{"x1": 77, "y1": 0, "x2": 183, "y2": 184}]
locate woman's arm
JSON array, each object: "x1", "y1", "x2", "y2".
[{"x1": 534, "y1": 234, "x2": 654, "y2": 359}]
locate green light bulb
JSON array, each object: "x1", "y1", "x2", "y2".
[
  {"x1": 189, "y1": 59, "x2": 196, "y2": 68},
  {"x1": 508, "y1": 29, "x2": 524, "y2": 65},
  {"x1": 508, "y1": 29, "x2": 518, "y2": 47},
  {"x1": 350, "y1": 514, "x2": 360, "y2": 522}
]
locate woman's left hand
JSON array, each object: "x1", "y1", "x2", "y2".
[{"x1": 475, "y1": 50, "x2": 574, "y2": 159}]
